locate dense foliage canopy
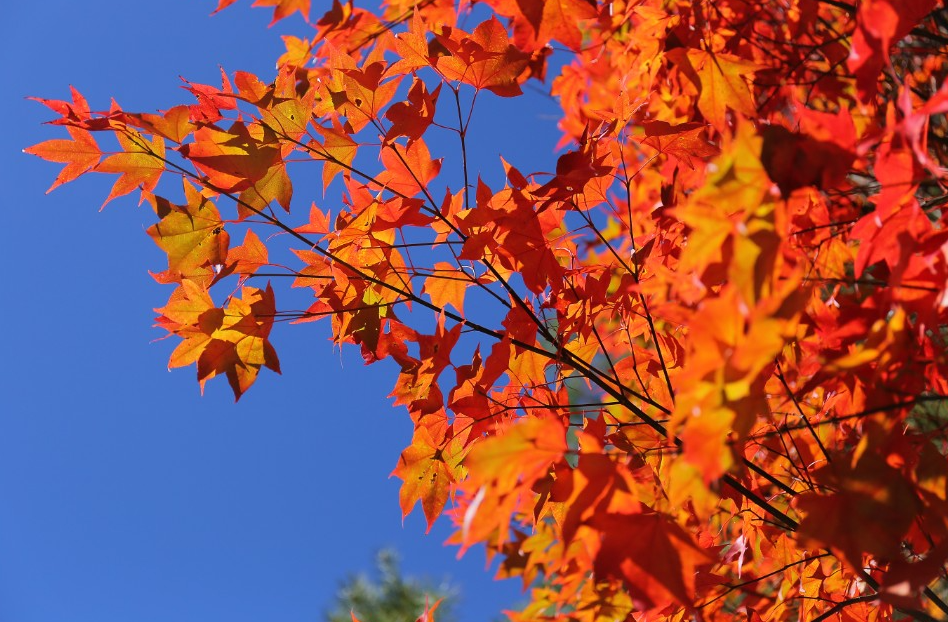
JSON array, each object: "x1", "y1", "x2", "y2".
[{"x1": 27, "y1": 0, "x2": 948, "y2": 620}]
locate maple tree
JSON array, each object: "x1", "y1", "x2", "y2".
[{"x1": 26, "y1": 0, "x2": 948, "y2": 620}]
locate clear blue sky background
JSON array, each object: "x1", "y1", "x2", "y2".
[{"x1": 2, "y1": 2, "x2": 566, "y2": 621}]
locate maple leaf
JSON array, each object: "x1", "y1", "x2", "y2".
[
  {"x1": 677, "y1": 402, "x2": 739, "y2": 483},
  {"x1": 238, "y1": 161, "x2": 293, "y2": 218},
  {"x1": 328, "y1": 57, "x2": 401, "y2": 132},
  {"x1": 641, "y1": 121, "x2": 719, "y2": 169},
  {"x1": 214, "y1": 0, "x2": 310, "y2": 26},
  {"x1": 214, "y1": 229, "x2": 269, "y2": 285},
  {"x1": 465, "y1": 416, "x2": 566, "y2": 492},
  {"x1": 850, "y1": 141, "x2": 929, "y2": 278},
  {"x1": 434, "y1": 17, "x2": 532, "y2": 97},
  {"x1": 671, "y1": 49, "x2": 758, "y2": 131},
  {"x1": 146, "y1": 181, "x2": 229, "y2": 287},
  {"x1": 592, "y1": 512, "x2": 714, "y2": 610},
  {"x1": 795, "y1": 442, "x2": 921, "y2": 568},
  {"x1": 848, "y1": 0, "x2": 937, "y2": 100},
  {"x1": 369, "y1": 196, "x2": 431, "y2": 231},
  {"x1": 482, "y1": 0, "x2": 598, "y2": 51},
  {"x1": 24, "y1": 125, "x2": 101, "y2": 192},
  {"x1": 391, "y1": 426, "x2": 467, "y2": 531},
  {"x1": 123, "y1": 106, "x2": 194, "y2": 144},
  {"x1": 180, "y1": 122, "x2": 280, "y2": 193},
  {"x1": 261, "y1": 98, "x2": 311, "y2": 142},
  {"x1": 376, "y1": 139, "x2": 442, "y2": 198},
  {"x1": 309, "y1": 121, "x2": 358, "y2": 190},
  {"x1": 422, "y1": 262, "x2": 468, "y2": 316},
  {"x1": 29, "y1": 85, "x2": 92, "y2": 125},
  {"x1": 182, "y1": 71, "x2": 237, "y2": 124},
  {"x1": 456, "y1": 416, "x2": 566, "y2": 547},
  {"x1": 253, "y1": 0, "x2": 310, "y2": 26},
  {"x1": 295, "y1": 202, "x2": 332, "y2": 237},
  {"x1": 94, "y1": 129, "x2": 166, "y2": 207},
  {"x1": 760, "y1": 123, "x2": 855, "y2": 197},
  {"x1": 385, "y1": 79, "x2": 441, "y2": 143},
  {"x1": 156, "y1": 280, "x2": 280, "y2": 400},
  {"x1": 390, "y1": 16, "x2": 436, "y2": 76}
]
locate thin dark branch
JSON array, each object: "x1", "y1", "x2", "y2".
[{"x1": 775, "y1": 361, "x2": 832, "y2": 462}]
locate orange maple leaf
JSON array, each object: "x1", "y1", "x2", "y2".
[
  {"x1": 180, "y1": 122, "x2": 280, "y2": 193},
  {"x1": 795, "y1": 442, "x2": 920, "y2": 569},
  {"x1": 123, "y1": 105, "x2": 194, "y2": 144},
  {"x1": 482, "y1": 0, "x2": 598, "y2": 51},
  {"x1": 377, "y1": 139, "x2": 442, "y2": 198},
  {"x1": 253, "y1": 0, "x2": 310, "y2": 26},
  {"x1": 146, "y1": 181, "x2": 229, "y2": 287},
  {"x1": 238, "y1": 161, "x2": 293, "y2": 218},
  {"x1": 391, "y1": 426, "x2": 466, "y2": 531},
  {"x1": 641, "y1": 120, "x2": 720, "y2": 169},
  {"x1": 95, "y1": 129, "x2": 165, "y2": 207},
  {"x1": 156, "y1": 280, "x2": 280, "y2": 400},
  {"x1": 218, "y1": 229, "x2": 269, "y2": 282},
  {"x1": 385, "y1": 79, "x2": 441, "y2": 143},
  {"x1": 422, "y1": 262, "x2": 469, "y2": 316},
  {"x1": 24, "y1": 125, "x2": 101, "y2": 192},
  {"x1": 310, "y1": 121, "x2": 358, "y2": 190},
  {"x1": 214, "y1": 0, "x2": 310, "y2": 26},
  {"x1": 434, "y1": 17, "x2": 531, "y2": 97},
  {"x1": 673, "y1": 49, "x2": 758, "y2": 131},
  {"x1": 592, "y1": 512, "x2": 714, "y2": 610}
]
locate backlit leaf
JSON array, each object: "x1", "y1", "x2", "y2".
[
  {"x1": 146, "y1": 181, "x2": 229, "y2": 287},
  {"x1": 24, "y1": 126, "x2": 101, "y2": 192},
  {"x1": 96, "y1": 129, "x2": 165, "y2": 207}
]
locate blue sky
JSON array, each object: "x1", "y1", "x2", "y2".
[{"x1": 2, "y1": 1, "x2": 569, "y2": 621}]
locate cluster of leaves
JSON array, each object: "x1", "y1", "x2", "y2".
[{"x1": 27, "y1": 0, "x2": 948, "y2": 620}]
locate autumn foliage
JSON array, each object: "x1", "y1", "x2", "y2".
[{"x1": 26, "y1": 0, "x2": 948, "y2": 620}]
